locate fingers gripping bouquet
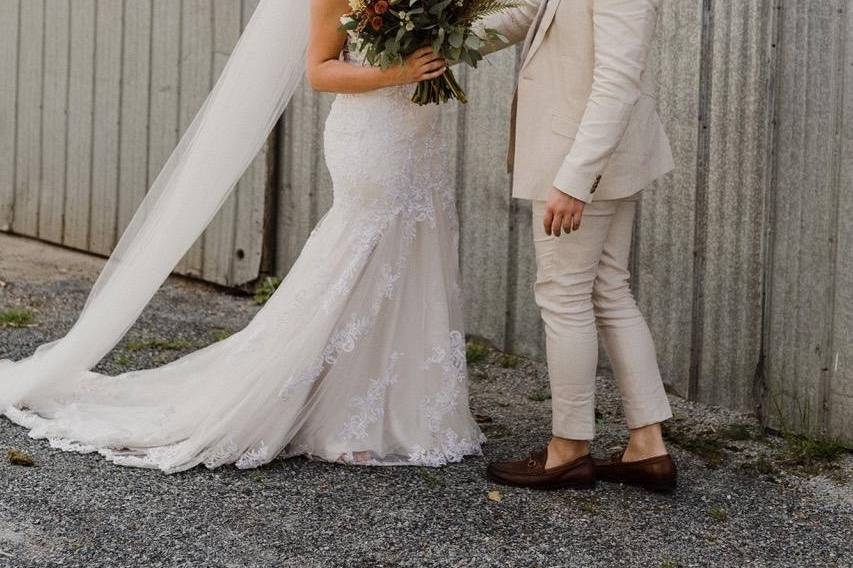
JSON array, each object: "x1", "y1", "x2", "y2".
[{"x1": 340, "y1": 0, "x2": 518, "y2": 105}]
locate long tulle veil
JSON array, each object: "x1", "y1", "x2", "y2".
[{"x1": 0, "y1": 0, "x2": 310, "y2": 411}]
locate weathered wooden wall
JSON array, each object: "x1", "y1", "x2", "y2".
[
  {"x1": 0, "y1": 0, "x2": 850, "y2": 444},
  {"x1": 0, "y1": 0, "x2": 267, "y2": 286}
]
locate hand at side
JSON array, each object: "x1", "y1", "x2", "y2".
[{"x1": 543, "y1": 187, "x2": 585, "y2": 237}]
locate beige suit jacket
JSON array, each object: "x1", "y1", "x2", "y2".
[{"x1": 484, "y1": 0, "x2": 674, "y2": 203}]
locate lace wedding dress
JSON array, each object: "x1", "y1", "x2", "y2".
[{"x1": 1, "y1": 43, "x2": 485, "y2": 473}]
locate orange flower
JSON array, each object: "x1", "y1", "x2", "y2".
[
  {"x1": 371, "y1": 15, "x2": 383, "y2": 31},
  {"x1": 374, "y1": 0, "x2": 389, "y2": 14}
]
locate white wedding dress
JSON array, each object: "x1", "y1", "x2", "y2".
[{"x1": 1, "y1": 35, "x2": 485, "y2": 473}]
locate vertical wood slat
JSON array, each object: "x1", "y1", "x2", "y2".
[
  {"x1": 39, "y1": 0, "x2": 70, "y2": 244},
  {"x1": 63, "y1": 0, "x2": 96, "y2": 250},
  {"x1": 276, "y1": 82, "x2": 334, "y2": 273},
  {"x1": 229, "y1": 0, "x2": 267, "y2": 286},
  {"x1": 117, "y1": 0, "x2": 152, "y2": 236},
  {"x1": 89, "y1": 0, "x2": 123, "y2": 255},
  {"x1": 201, "y1": 0, "x2": 241, "y2": 285},
  {"x1": 175, "y1": 0, "x2": 213, "y2": 277},
  {"x1": 147, "y1": 0, "x2": 181, "y2": 188},
  {"x1": 13, "y1": 0, "x2": 45, "y2": 237},
  {"x1": 0, "y1": 0, "x2": 20, "y2": 232}
]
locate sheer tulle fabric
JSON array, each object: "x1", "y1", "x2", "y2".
[
  {"x1": 0, "y1": 6, "x2": 484, "y2": 472},
  {"x1": 1, "y1": 1, "x2": 309, "y2": 408}
]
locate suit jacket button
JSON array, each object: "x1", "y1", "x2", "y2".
[{"x1": 591, "y1": 175, "x2": 602, "y2": 193}]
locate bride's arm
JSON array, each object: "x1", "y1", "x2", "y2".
[{"x1": 307, "y1": 0, "x2": 447, "y2": 94}]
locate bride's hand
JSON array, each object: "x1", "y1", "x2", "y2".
[{"x1": 387, "y1": 47, "x2": 447, "y2": 86}]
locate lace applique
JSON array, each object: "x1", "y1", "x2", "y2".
[
  {"x1": 236, "y1": 441, "x2": 270, "y2": 470},
  {"x1": 408, "y1": 430, "x2": 484, "y2": 467},
  {"x1": 337, "y1": 353, "x2": 402, "y2": 441},
  {"x1": 421, "y1": 331, "x2": 467, "y2": 434}
]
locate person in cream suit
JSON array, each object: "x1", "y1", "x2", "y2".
[{"x1": 483, "y1": 0, "x2": 678, "y2": 492}]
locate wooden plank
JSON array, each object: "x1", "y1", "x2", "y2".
[
  {"x1": 117, "y1": 0, "x2": 152, "y2": 236},
  {"x1": 200, "y1": 0, "x2": 242, "y2": 285},
  {"x1": 147, "y1": 0, "x2": 181, "y2": 187},
  {"x1": 39, "y1": 0, "x2": 71, "y2": 244},
  {"x1": 13, "y1": 0, "x2": 45, "y2": 237},
  {"x1": 231, "y1": 0, "x2": 268, "y2": 286},
  {"x1": 696, "y1": 0, "x2": 774, "y2": 409},
  {"x1": 765, "y1": 0, "x2": 841, "y2": 436},
  {"x1": 175, "y1": 0, "x2": 214, "y2": 277},
  {"x1": 635, "y1": 0, "x2": 702, "y2": 397},
  {"x1": 459, "y1": 51, "x2": 514, "y2": 348},
  {"x1": 63, "y1": 0, "x2": 96, "y2": 250},
  {"x1": 276, "y1": 80, "x2": 324, "y2": 274},
  {"x1": 0, "y1": 0, "x2": 20, "y2": 232},
  {"x1": 89, "y1": 0, "x2": 123, "y2": 255}
]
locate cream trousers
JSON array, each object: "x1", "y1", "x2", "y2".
[{"x1": 532, "y1": 194, "x2": 672, "y2": 440}]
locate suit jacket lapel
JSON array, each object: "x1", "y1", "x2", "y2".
[{"x1": 521, "y1": 0, "x2": 561, "y2": 70}]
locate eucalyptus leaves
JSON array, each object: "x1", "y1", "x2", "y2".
[{"x1": 341, "y1": 0, "x2": 517, "y2": 105}]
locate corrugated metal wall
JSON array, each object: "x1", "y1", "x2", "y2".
[{"x1": 0, "y1": 1, "x2": 850, "y2": 443}]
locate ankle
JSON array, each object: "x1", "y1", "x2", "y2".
[
  {"x1": 623, "y1": 423, "x2": 667, "y2": 461},
  {"x1": 546, "y1": 437, "x2": 590, "y2": 468}
]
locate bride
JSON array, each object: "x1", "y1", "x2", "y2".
[{"x1": 0, "y1": 0, "x2": 486, "y2": 473}]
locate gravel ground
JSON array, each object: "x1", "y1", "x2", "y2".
[{"x1": 0, "y1": 233, "x2": 851, "y2": 568}]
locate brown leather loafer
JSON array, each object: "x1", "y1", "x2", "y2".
[
  {"x1": 486, "y1": 448, "x2": 596, "y2": 490},
  {"x1": 593, "y1": 451, "x2": 677, "y2": 493}
]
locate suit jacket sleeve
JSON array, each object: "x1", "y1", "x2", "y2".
[
  {"x1": 477, "y1": 0, "x2": 543, "y2": 55},
  {"x1": 553, "y1": 0, "x2": 661, "y2": 203}
]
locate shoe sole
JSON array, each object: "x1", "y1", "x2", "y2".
[{"x1": 486, "y1": 471, "x2": 597, "y2": 491}]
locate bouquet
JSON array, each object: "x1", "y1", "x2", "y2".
[{"x1": 340, "y1": 0, "x2": 518, "y2": 105}]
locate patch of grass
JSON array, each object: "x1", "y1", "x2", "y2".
[
  {"x1": 113, "y1": 354, "x2": 132, "y2": 366},
  {"x1": 7, "y1": 448, "x2": 35, "y2": 467},
  {"x1": 465, "y1": 340, "x2": 489, "y2": 365},
  {"x1": 0, "y1": 308, "x2": 34, "y2": 328},
  {"x1": 253, "y1": 276, "x2": 282, "y2": 305},
  {"x1": 211, "y1": 329, "x2": 233, "y2": 342},
  {"x1": 417, "y1": 468, "x2": 442, "y2": 489},
  {"x1": 659, "y1": 561, "x2": 680, "y2": 568},
  {"x1": 719, "y1": 423, "x2": 758, "y2": 441},
  {"x1": 578, "y1": 499, "x2": 596, "y2": 514},
  {"x1": 783, "y1": 434, "x2": 846, "y2": 465},
  {"x1": 777, "y1": 433, "x2": 848, "y2": 476},
  {"x1": 708, "y1": 506, "x2": 728, "y2": 522},
  {"x1": 497, "y1": 353, "x2": 521, "y2": 369},
  {"x1": 127, "y1": 337, "x2": 193, "y2": 352},
  {"x1": 527, "y1": 390, "x2": 551, "y2": 402}
]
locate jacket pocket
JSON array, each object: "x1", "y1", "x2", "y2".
[{"x1": 550, "y1": 112, "x2": 581, "y2": 139}]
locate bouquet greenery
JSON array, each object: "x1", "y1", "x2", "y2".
[{"x1": 340, "y1": 0, "x2": 518, "y2": 105}]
